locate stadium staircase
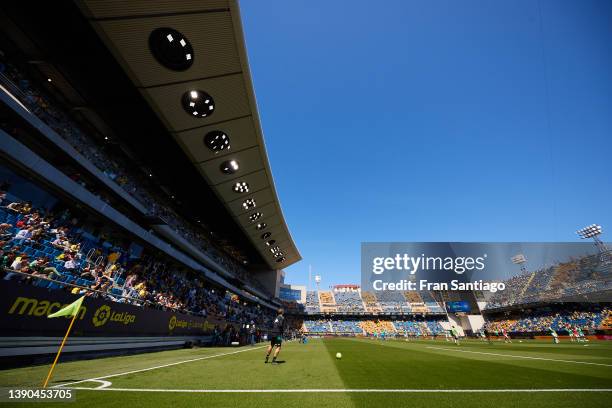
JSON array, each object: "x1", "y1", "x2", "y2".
[
  {"x1": 518, "y1": 272, "x2": 536, "y2": 298},
  {"x1": 361, "y1": 292, "x2": 382, "y2": 313}
]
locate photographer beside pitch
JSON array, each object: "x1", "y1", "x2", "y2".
[{"x1": 265, "y1": 308, "x2": 285, "y2": 364}]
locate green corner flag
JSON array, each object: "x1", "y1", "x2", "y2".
[
  {"x1": 42, "y1": 295, "x2": 86, "y2": 388},
  {"x1": 48, "y1": 295, "x2": 85, "y2": 318}
]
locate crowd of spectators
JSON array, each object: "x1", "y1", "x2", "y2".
[
  {"x1": 305, "y1": 291, "x2": 320, "y2": 313},
  {"x1": 377, "y1": 290, "x2": 412, "y2": 313},
  {"x1": 334, "y1": 290, "x2": 365, "y2": 312},
  {"x1": 484, "y1": 305, "x2": 610, "y2": 334},
  {"x1": 485, "y1": 254, "x2": 611, "y2": 310},
  {"x1": 0, "y1": 194, "x2": 275, "y2": 329},
  {"x1": 0, "y1": 57, "x2": 267, "y2": 294},
  {"x1": 303, "y1": 289, "x2": 445, "y2": 315},
  {"x1": 302, "y1": 318, "x2": 445, "y2": 335},
  {"x1": 485, "y1": 273, "x2": 533, "y2": 309},
  {"x1": 393, "y1": 319, "x2": 445, "y2": 335},
  {"x1": 318, "y1": 291, "x2": 338, "y2": 313}
]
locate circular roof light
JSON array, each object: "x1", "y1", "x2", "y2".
[
  {"x1": 149, "y1": 28, "x2": 194, "y2": 71},
  {"x1": 276, "y1": 257, "x2": 286, "y2": 263},
  {"x1": 242, "y1": 199, "x2": 256, "y2": 210},
  {"x1": 256, "y1": 223, "x2": 267, "y2": 230},
  {"x1": 265, "y1": 240, "x2": 276, "y2": 246},
  {"x1": 270, "y1": 246, "x2": 281, "y2": 254},
  {"x1": 204, "y1": 131, "x2": 230, "y2": 152},
  {"x1": 261, "y1": 232, "x2": 271, "y2": 239},
  {"x1": 220, "y1": 160, "x2": 239, "y2": 174},
  {"x1": 182, "y1": 90, "x2": 214, "y2": 118},
  {"x1": 249, "y1": 212, "x2": 263, "y2": 222},
  {"x1": 233, "y1": 182, "x2": 249, "y2": 194}
]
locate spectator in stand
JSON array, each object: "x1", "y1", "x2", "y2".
[
  {"x1": 63, "y1": 254, "x2": 78, "y2": 273},
  {"x1": 3, "y1": 253, "x2": 29, "y2": 280},
  {"x1": 0, "y1": 182, "x2": 9, "y2": 205},
  {"x1": 5, "y1": 201, "x2": 30, "y2": 213},
  {"x1": 29, "y1": 256, "x2": 61, "y2": 279},
  {"x1": 0, "y1": 224, "x2": 12, "y2": 240},
  {"x1": 11, "y1": 226, "x2": 33, "y2": 245},
  {"x1": 0, "y1": 194, "x2": 278, "y2": 331}
]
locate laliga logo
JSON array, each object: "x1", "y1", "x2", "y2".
[
  {"x1": 92, "y1": 305, "x2": 111, "y2": 327},
  {"x1": 92, "y1": 305, "x2": 136, "y2": 327},
  {"x1": 168, "y1": 316, "x2": 188, "y2": 331}
]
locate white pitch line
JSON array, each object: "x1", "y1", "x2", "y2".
[
  {"x1": 91, "y1": 379, "x2": 113, "y2": 389},
  {"x1": 66, "y1": 388, "x2": 612, "y2": 393},
  {"x1": 426, "y1": 346, "x2": 612, "y2": 367},
  {"x1": 53, "y1": 346, "x2": 266, "y2": 389}
]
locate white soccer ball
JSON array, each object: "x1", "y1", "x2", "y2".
[{"x1": 336, "y1": 352, "x2": 342, "y2": 359}]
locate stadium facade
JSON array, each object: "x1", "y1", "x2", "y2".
[
  {"x1": 0, "y1": 1, "x2": 609, "y2": 369},
  {"x1": 0, "y1": 0, "x2": 301, "y2": 365}
]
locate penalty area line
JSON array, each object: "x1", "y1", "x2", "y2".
[
  {"x1": 67, "y1": 388, "x2": 612, "y2": 393},
  {"x1": 425, "y1": 346, "x2": 612, "y2": 367}
]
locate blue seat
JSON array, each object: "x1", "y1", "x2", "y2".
[{"x1": 35, "y1": 279, "x2": 49, "y2": 288}]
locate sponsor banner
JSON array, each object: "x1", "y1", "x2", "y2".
[
  {"x1": 446, "y1": 301, "x2": 470, "y2": 313},
  {"x1": 0, "y1": 281, "x2": 223, "y2": 337}
]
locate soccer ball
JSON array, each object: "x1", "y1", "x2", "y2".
[{"x1": 336, "y1": 352, "x2": 342, "y2": 359}]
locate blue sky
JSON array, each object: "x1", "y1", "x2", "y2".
[{"x1": 240, "y1": 0, "x2": 612, "y2": 289}]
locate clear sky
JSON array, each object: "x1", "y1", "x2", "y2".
[{"x1": 240, "y1": 0, "x2": 612, "y2": 289}]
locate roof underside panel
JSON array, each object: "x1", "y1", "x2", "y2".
[{"x1": 76, "y1": 0, "x2": 301, "y2": 269}]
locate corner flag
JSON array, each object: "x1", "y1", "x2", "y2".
[
  {"x1": 48, "y1": 296, "x2": 85, "y2": 318},
  {"x1": 42, "y1": 295, "x2": 86, "y2": 388}
]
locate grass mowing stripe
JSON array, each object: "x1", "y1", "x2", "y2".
[
  {"x1": 66, "y1": 388, "x2": 612, "y2": 393},
  {"x1": 425, "y1": 346, "x2": 612, "y2": 367},
  {"x1": 54, "y1": 346, "x2": 266, "y2": 388}
]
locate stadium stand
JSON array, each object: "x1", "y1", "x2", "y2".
[
  {"x1": 0, "y1": 58, "x2": 267, "y2": 293},
  {"x1": 319, "y1": 291, "x2": 338, "y2": 313},
  {"x1": 394, "y1": 319, "x2": 445, "y2": 336},
  {"x1": 359, "y1": 320, "x2": 396, "y2": 335},
  {"x1": 0, "y1": 192, "x2": 275, "y2": 331},
  {"x1": 486, "y1": 273, "x2": 534, "y2": 309},
  {"x1": 376, "y1": 290, "x2": 412, "y2": 313},
  {"x1": 305, "y1": 291, "x2": 321, "y2": 313},
  {"x1": 333, "y1": 286, "x2": 365, "y2": 312},
  {"x1": 330, "y1": 320, "x2": 364, "y2": 334},
  {"x1": 302, "y1": 317, "x2": 448, "y2": 335},
  {"x1": 419, "y1": 291, "x2": 445, "y2": 313},
  {"x1": 485, "y1": 305, "x2": 610, "y2": 334},
  {"x1": 361, "y1": 291, "x2": 382, "y2": 313},
  {"x1": 303, "y1": 319, "x2": 331, "y2": 333},
  {"x1": 404, "y1": 291, "x2": 428, "y2": 313},
  {"x1": 484, "y1": 253, "x2": 611, "y2": 310}
]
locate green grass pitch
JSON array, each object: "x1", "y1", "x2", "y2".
[{"x1": 1, "y1": 338, "x2": 611, "y2": 407}]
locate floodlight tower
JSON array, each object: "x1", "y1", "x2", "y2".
[
  {"x1": 314, "y1": 274, "x2": 321, "y2": 292},
  {"x1": 576, "y1": 224, "x2": 608, "y2": 253},
  {"x1": 511, "y1": 254, "x2": 528, "y2": 275}
]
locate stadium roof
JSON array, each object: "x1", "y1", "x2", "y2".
[{"x1": 69, "y1": 0, "x2": 301, "y2": 269}]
